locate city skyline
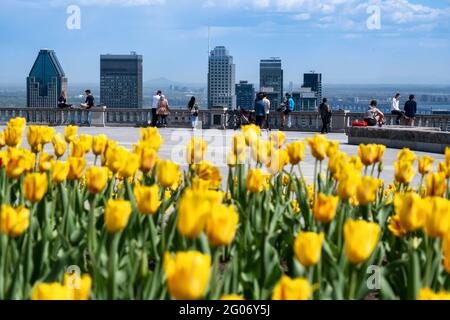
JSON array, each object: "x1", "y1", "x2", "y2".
[{"x1": 1, "y1": 0, "x2": 450, "y2": 86}]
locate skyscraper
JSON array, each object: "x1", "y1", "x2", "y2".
[
  {"x1": 100, "y1": 52, "x2": 143, "y2": 109},
  {"x1": 235, "y1": 81, "x2": 255, "y2": 110},
  {"x1": 302, "y1": 72, "x2": 322, "y2": 104},
  {"x1": 27, "y1": 49, "x2": 67, "y2": 108},
  {"x1": 260, "y1": 58, "x2": 283, "y2": 108},
  {"x1": 208, "y1": 46, "x2": 236, "y2": 109}
]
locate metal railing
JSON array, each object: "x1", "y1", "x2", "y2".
[{"x1": 0, "y1": 107, "x2": 449, "y2": 132}]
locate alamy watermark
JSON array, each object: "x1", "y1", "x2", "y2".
[
  {"x1": 66, "y1": 5, "x2": 81, "y2": 30},
  {"x1": 366, "y1": 5, "x2": 382, "y2": 30},
  {"x1": 66, "y1": 265, "x2": 81, "y2": 289}
]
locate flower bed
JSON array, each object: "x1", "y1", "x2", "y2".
[{"x1": 0, "y1": 120, "x2": 449, "y2": 300}]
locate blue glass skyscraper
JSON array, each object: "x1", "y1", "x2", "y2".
[{"x1": 27, "y1": 49, "x2": 67, "y2": 108}]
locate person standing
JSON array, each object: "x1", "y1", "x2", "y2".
[
  {"x1": 80, "y1": 89, "x2": 95, "y2": 126},
  {"x1": 262, "y1": 92, "x2": 271, "y2": 131},
  {"x1": 157, "y1": 95, "x2": 171, "y2": 128},
  {"x1": 151, "y1": 90, "x2": 162, "y2": 127},
  {"x1": 404, "y1": 95, "x2": 417, "y2": 126},
  {"x1": 254, "y1": 93, "x2": 266, "y2": 129},
  {"x1": 188, "y1": 96, "x2": 199, "y2": 130},
  {"x1": 319, "y1": 98, "x2": 332, "y2": 134},
  {"x1": 391, "y1": 93, "x2": 403, "y2": 125},
  {"x1": 286, "y1": 93, "x2": 295, "y2": 128}
]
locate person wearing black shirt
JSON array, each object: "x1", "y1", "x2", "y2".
[
  {"x1": 58, "y1": 90, "x2": 72, "y2": 109},
  {"x1": 319, "y1": 98, "x2": 332, "y2": 134},
  {"x1": 404, "y1": 95, "x2": 417, "y2": 126},
  {"x1": 80, "y1": 90, "x2": 95, "y2": 126}
]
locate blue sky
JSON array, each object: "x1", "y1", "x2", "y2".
[{"x1": 1, "y1": 0, "x2": 450, "y2": 85}]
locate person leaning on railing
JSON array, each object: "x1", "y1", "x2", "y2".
[
  {"x1": 404, "y1": 95, "x2": 417, "y2": 126},
  {"x1": 78, "y1": 89, "x2": 95, "y2": 126}
]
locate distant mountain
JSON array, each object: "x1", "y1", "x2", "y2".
[{"x1": 144, "y1": 77, "x2": 205, "y2": 89}]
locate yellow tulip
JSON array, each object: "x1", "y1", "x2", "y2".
[
  {"x1": 178, "y1": 189, "x2": 222, "y2": 238},
  {"x1": 104, "y1": 199, "x2": 132, "y2": 233},
  {"x1": 64, "y1": 125, "x2": 78, "y2": 143},
  {"x1": 394, "y1": 160, "x2": 416, "y2": 185},
  {"x1": 425, "y1": 172, "x2": 447, "y2": 197},
  {"x1": 105, "y1": 146, "x2": 128, "y2": 174},
  {"x1": 86, "y1": 166, "x2": 109, "y2": 194},
  {"x1": 64, "y1": 273, "x2": 92, "y2": 300},
  {"x1": 286, "y1": 141, "x2": 305, "y2": 165},
  {"x1": 163, "y1": 251, "x2": 211, "y2": 300},
  {"x1": 242, "y1": 124, "x2": 260, "y2": 146},
  {"x1": 0, "y1": 131, "x2": 5, "y2": 149},
  {"x1": 68, "y1": 157, "x2": 86, "y2": 180},
  {"x1": 4, "y1": 125, "x2": 23, "y2": 147},
  {"x1": 133, "y1": 184, "x2": 161, "y2": 215},
  {"x1": 438, "y1": 162, "x2": 450, "y2": 179},
  {"x1": 31, "y1": 283, "x2": 70, "y2": 300},
  {"x1": 52, "y1": 161, "x2": 70, "y2": 183},
  {"x1": 227, "y1": 151, "x2": 246, "y2": 167},
  {"x1": 312, "y1": 193, "x2": 339, "y2": 224},
  {"x1": 266, "y1": 148, "x2": 289, "y2": 175},
  {"x1": 418, "y1": 156, "x2": 434, "y2": 176},
  {"x1": 424, "y1": 197, "x2": 450, "y2": 239},
  {"x1": 328, "y1": 151, "x2": 347, "y2": 179},
  {"x1": 70, "y1": 138, "x2": 86, "y2": 158},
  {"x1": 443, "y1": 232, "x2": 450, "y2": 274},
  {"x1": 27, "y1": 125, "x2": 43, "y2": 153},
  {"x1": 294, "y1": 232, "x2": 324, "y2": 267},
  {"x1": 139, "y1": 127, "x2": 164, "y2": 151},
  {"x1": 446, "y1": 147, "x2": 450, "y2": 165},
  {"x1": 0, "y1": 205, "x2": 30, "y2": 238},
  {"x1": 394, "y1": 192, "x2": 426, "y2": 232},
  {"x1": 194, "y1": 161, "x2": 222, "y2": 188},
  {"x1": 118, "y1": 152, "x2": 140, "y2": 179},
  {"x1": 398, "y1": 148, "x2": 417, "y2": 164},
  {"x1": 374, "y1": 144, "x2": 386, "y2": 163},
  {"x1": 134, "y1": 143, "x2": 158, "y2": 173},
  {"x1": 306, "y1": 134, "x2": 328, "y2": 161},
  {"x1": 344, "y1": 219, "x2": 380, "y2": 264},
  {"x1": 337, "y1": 169, "x2": 361, "y2": 200},
  {"x1": 387, "y1": 214, "x2": 408, "y2": 238},
  {"x1": 79, "y1": 134, "x2": 93, "y2": 153},
  {"x1": 186, "y1": 138, "x2": 207, "y2": 165},
  {"x1": 326, "y1": 141, "x2": 340, "y2": 158},
  {"x1": 269, "y1": 131, "x2": 286, "y2": 149},
  {"x1": 156, "y1": 160, "x2": 180, "y2": 188},
  {"x1": 356, "y1": 176, "x2": 380, "y2": 205},
  {"x1": 38, "y1": 152, "x2": 54, "y2": 172},
  {"x1": 246, "y1": 168, "x2": 266, "y2": 193},
  {"x1": 272, "y1": 275, "x2": 312, "y2": 300},
  {"x1": 206, "y1": 204, "x2": 239, "y2": 246},
  {"x1": 52, "y1": 133, "x2": 67, "y2": 158},
  {"x1": 24, "y1": 172, "x2": 48, "y2": 203},
  {"x1": 250, "y1": 139, "x2": 271, "y2": 165},
  {"x1": 5, "y1": 148, "x2": 35, "y2": 179},
  {"x1": 41, "y1": 126, "x2": 55, "y2": 145},
  {"x1": 418, "y1": 288, "x2": 450, "y2": 300},
  {"x1": 91, "y1": 134, "x2": 107, "y2": 156},
  {"x1": 191, "y1": 177, "x2": 211, "y2": 191},
  {"x1": 291, "y1": 199, "x2": 301, "y2": 214},
  {"x1": 358, "y1": 144, "x2": 378, "y2": 166},
  {"x1": 232, "y1": 134, "x2": 246, "y2": 155},
  {"x1": 102, "y1": 140, "x2": 118, "y2": 166},
  {"x1": 0, "y1": 150, "x2": 8, "y2": 168}
]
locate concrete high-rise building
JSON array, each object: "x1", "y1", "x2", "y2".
[
  {"x1": 302, "y1": 72, "x2": 322, "y2": 104},
  {"x1": 260, "y1": 58, "x2": 283, "y2": 108},
  {"x1": 235, "y1": 81, "x2": 255, "y2": 110},
  {"x1": 27, "y1": 49, "x2": 67, "y2": 108},
  {"x1": 208, "y1": 46, "x2": 236, "y2": 109},
  {"x1": 292, "y1": 88, "x2": 317, "y2": 111},
  {"x1": 100, "y1": 52, "x2": 143, "y2": 108}
]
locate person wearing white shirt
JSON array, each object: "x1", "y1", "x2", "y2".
[
  {"x1": 262, "y1": 93, "x2": 271, "y2": 130},
  {"x1": 151, "y1": 90, "x2": 162, "y2": 127},
  {"x1": 391, "y1": 93, "x2": 404, "y2": 125}
]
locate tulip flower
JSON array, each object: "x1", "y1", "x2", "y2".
[
  {"x1": 232, "y1": 134, "x2": 246, "y2": 155},
  {"x1": 294, "y1": 232, "x2": 324, "y2": 267},
  {"x1": 31, "y1": 283, "x2": 71, "y2": 300},
  {"x1": 206, "y1": 204, "x2": 239, "y2": 246},
  {"x1": 398, "y1": 148, "x2": 417, "y2": 164},
  {"x1": 6, "y1": 148, "x2": 35, "y2": 179},
  {"x1": 139, "y1": 127, "x2": 164, "y2": 151},
  {"x1": 38, "y1": 152, "x2": 55, "y2": 172},
  {"x1": 250, "y1": 139, "x2": 271, "y2": 165},
  {"x1": 425, "y1": 172, "x2": 447, "y2": 197},
  {"x1": 269, "y1": 131, "x2": 286, "y2": 149},
  {"x1": 312, "y1": 193, "x2": 339, "y2": 223},
  {"x1": 4, "y1": 117, "x2": 26, "y2": 147},
  {"x1": 394, "y1": 192, "x2": 426, "y2": 232},
  {"x1": 24, "y1": 172, "x2": 48, "y2": 203},
  {"x1": 266, "y1": 148, "x2": 289, "y2": 175},
  {"x1": 227, "y1": 151, "x2": 246, "y2": 167},
  {"x1": 246, "y1": 168, "x2": 266, "y2": 193},
  {"x1": 0, "y1": 205, "x2": 30, "y2": 238},
  {"x1": 134, "y1": 143, "x2": 158, "y2": 173},
  {"x1": 394, "y1": 160, "x2": 416, "y2": 185},
  {"x1": 163, "y1": 251, "x2": 211, "y2": 300},
  {"x1": 374, "y1": 144, "x2": 386, "y2": 163},
  {"x1": 272, "y1": 275, "x2": 312, "y2": 300},
  {"x1": 186, "y1": 138, "x2": 207, "y2": 165},
  {"x1": 86, "y1": 166, "x2": 109, "y2": 194},
  {"x1": 104, "y1": 199, "x2": 132, "y2": 233},
  {"x1": 27, "y1": 125, "x2": 43, "y2": 153},
  {"x1": 64, "y1": 273, "x2": 92, "y2": 300},
  {"x1": 52, "y1": 161, "x2": 70, "y2": 183},
  {"x1": 156, "y1": 160, "x2": 180, "y2": 188},
  {"x1": 133, "y1": 184, "x2": 161, "y2": 215},
  {"x1": 242, "y1": 124, "x2": 260, "y2": 146},
  {"x1": 194, "y1": 161, "x2": 222, "y2": 188},
  {"x1": 64, "y1": 125, "x2": 78, "y2": 143},
  {"x1": 418, "y1": 156, "x2": 434, "y2": 176},
  {"x1": 424, "y1": 197, "x2": 450, "y2": 239},
  {"x1": 286, "y1": 141, "x2": 305, "y2": 165},
  {"x1": 387, "y1": 214, "x2": 408, "y2": 238},
  {"x1": 438, "y1": 162, "x2": 450, "y2": 178},
  {"x1": 358, "y1": 144, "x2": 378, "y2": 166},
  {"x1": 356, "y1": 176, "x2": 380, "y2": 205},
  {"x1": 306, "y1": 134, "x2": 328, "y2": 161},
  {"x1": 92, "y1": 134, "x2": 108, "y2": 156},
  {"x1": 68, "y1": 157, "x2": 86, "y2": 180},
  {"x1": 326, "y1": 141, "x2": 340, "y2": 158},
  {"x1": 52, "y1": 133, "x2": 67, "y2": 158},
  {"x1": 344, "y1": 219, "x2": 380, "y2": 264},
  {"x1": 118, "y1": 152, "x2": 140, "y2": 179},
  {"x1": 70, "y1": 138, "x2": 86, "y2": 158},
  {"x1": 0, "y1": 131, "x2": 5, "y2": 149},
  {"x1": 337, "y1": 169, "x2": 361, "y2": 200},
  {"x1": 328, "y1": 151, "x2": 347, "y2": 179}
]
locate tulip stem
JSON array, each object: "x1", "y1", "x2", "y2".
[
  {"x1": 348, "y1": 265, "x2": 357, "y2": 300},
  {"x1": 108, "y1": 233, "x2": 120, "y2": 300},
  {"x1": 313, "y1": 160, "x2": 318, "y2": 196},
  {"x1": 88, "y1": 194, "x2": 98, "y2": 256}
]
